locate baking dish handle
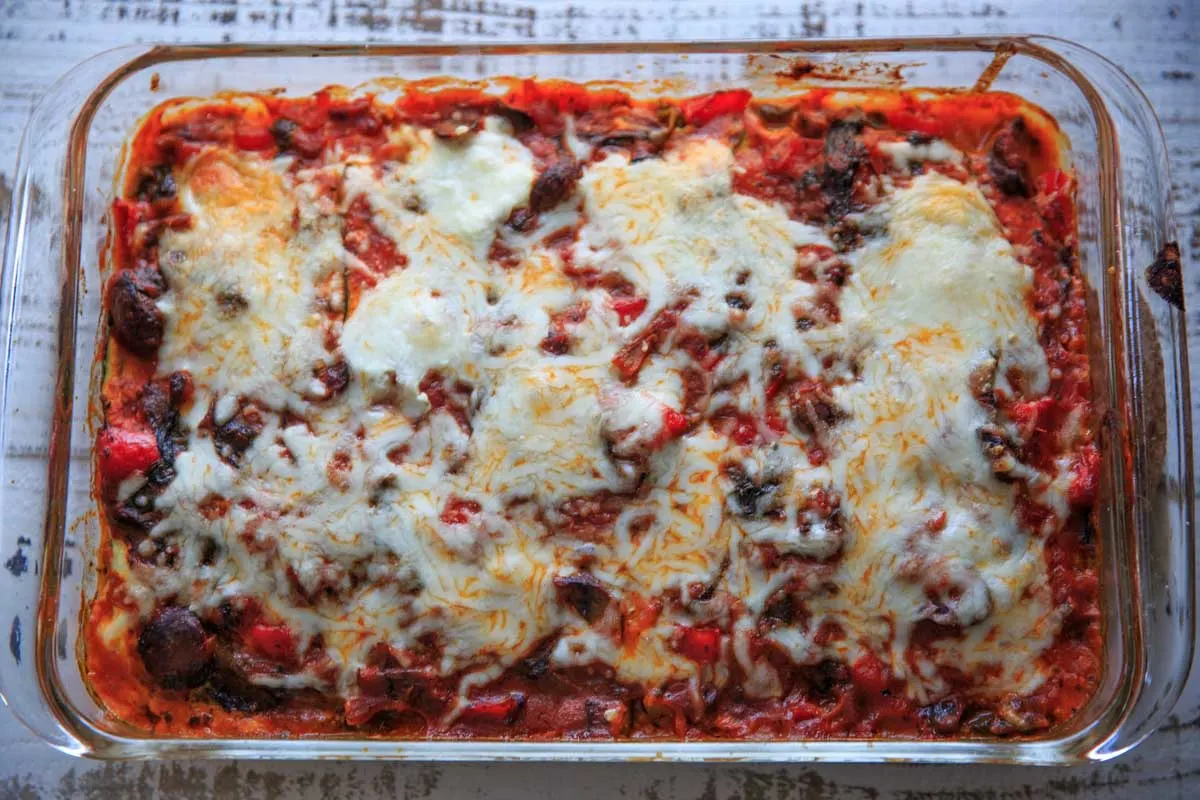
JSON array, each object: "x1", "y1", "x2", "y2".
[
  {"x1": 0, "y1": 47, "x2": 129, "y2": 755},
  {"x1": 0, "y1": 36, "x2": 1192, "y2": 766},
  {"x1": 1032, "y1": 36, "x2": 1197, "y2": 761},
  {"x1": 0, "y1": 123, "x2": 72, "y2": 750}
]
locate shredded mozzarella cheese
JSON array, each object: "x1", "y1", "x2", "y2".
[{"x1": 134, "y1": 126, "x2": 1067, "y2": 709}]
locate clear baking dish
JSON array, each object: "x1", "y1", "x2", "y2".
[{"x1": 0, "y1": 37, "x2": 1192, "y2": 764}]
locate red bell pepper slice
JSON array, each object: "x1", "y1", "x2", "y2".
[
  {"x1": 674, "y1": 625, "x2": 722, "y2": 664},
  {"x1": 460, "y1": 693, "x2": 525, "y2": 724},
  {"x1": 97, "y1": 427, "x2": 159, "y2": 483},
  {"x1": 681, "y1": 90, "x2": 752, "y2": 127},
  {"x1": 851, "y1": 653, "x2": 892, "y2": 695},
  {"x1": 611, "y1": 296, "x2": 648, "y2": 326},
  {"x1": 248, "y1": 623, "x2": 296, "y2": 663}
]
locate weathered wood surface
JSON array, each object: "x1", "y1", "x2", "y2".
[{"x1": 0, "y1": 1, "x2": 1197, "y2": 798}]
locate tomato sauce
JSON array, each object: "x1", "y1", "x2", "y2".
[{"x1": 91, "y1": 79, "x2": 1099, "y2": 742}]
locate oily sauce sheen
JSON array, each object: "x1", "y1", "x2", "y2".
[{"x1": 89, "y1": 80, "x2": 1099, "y2": 740}]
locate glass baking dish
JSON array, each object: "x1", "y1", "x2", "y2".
[{"x1": 0, "y1": 37, "x2": 1191, "y2": 764}]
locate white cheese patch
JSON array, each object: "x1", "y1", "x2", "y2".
[
  {"x1": 573, "y1": 138, "x2": 838, "y2": 413},
  {"x1": 763, "y1": 173, "x2": 1059, "y2": 700},
  {"x1": 466, "y1": 363, "x2": 635, "y2": 506},
  {"x1": 341, "y1": 267, "x2": 479, "y2": 401},
  {"x1": 878, "y1": 138, "x2": 963, "y2": 171},
  {"x1": 343, "y1": 119, "x2": 535, "y2": 262},
  {"x1": 156, "y1": 151, "x2": 344, "y2": 414}
]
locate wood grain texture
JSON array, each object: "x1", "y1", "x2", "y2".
[{"x1": 0, "y1": 1, "x2": 1197, "y2": 797}]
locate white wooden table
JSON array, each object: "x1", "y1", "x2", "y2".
[{"x1": 1, "y1": 1, "x2": 1196, "y2": 797}]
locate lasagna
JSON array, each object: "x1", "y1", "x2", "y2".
[{"x1": 89, "y1": 80, "x2": 1100, "y2": 740}]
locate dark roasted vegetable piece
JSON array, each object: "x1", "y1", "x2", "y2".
[
  {"x1": 822, "y1": 117, "x2": 866, "y2": 219},
  {"x1": 1147, "y1": 240, "x2": 1184, "y2": 309},
  {"x1": 723, "y1": 464, "x2": 780, "y2": 519},
  {"x1": 206, "y1": 645, "x2": 283, "y2": 712},
  {"x1": 922, "y1": 696, "x2": 965, "y2": 735},
  {"x1": 109, "y1": 269, "x2": 166, "y2": 356},
  {"x1": 137, "y1": 606, "x2": 212, "y2": 687},
  {"x1": 529, "y1": 159, "x2": 581, "y2": 213},
  {"x1": 140, "y1": 372, "x2": 192, "y2": 465},
  {"x1": 213, "y1": 405, "x2": 265, "y2": 464},
  {"x1": 113, "y1": 460, "x2": 176, "y2": 532},
  {"x1": 553, "y1": 572, "x2": 611, "y2": 623},
  {"x1": 270, "y1": 118, "x2": 298, "y2": 150},
  {"x1": 134, "y1": 164, "x2": 177, "y2": 202},
  {"x1": 988, "y1": 118, "x2": 1036, "y2": 197}
]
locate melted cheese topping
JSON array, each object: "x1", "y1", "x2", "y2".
[
  {"x1": 126, "y1": 126, "x2": 1068, "y2": 712},
  {"x1": 341, "y1": 267, "x2": 478, "y2": 402},
  {"x1": 157, "y1": 151, "x2": 344, "y2": 416},
  {"x1": 574, "y1": 139, "x2": 833, "y2": 379},
  {"x1": 467, "y1": 364, "x2": 633, "y2": 505},
  {"x1": 774, "y1": 174, "x2": 1057, "y2": 700}
]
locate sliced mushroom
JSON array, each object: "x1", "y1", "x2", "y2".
[
  {"x1": 723, "y1": 463, "x2": 781, "y2": 520},
  {"x1": 212, "y1": 403, "x2": 266, "y2": 464},
  {"x1": 528, "y1": 158, "x2": 581, "y2": 213},
  {"x1": 553, "y1": 572, "x2": 611, "y2": 623},
  {"x1": 977, "y1": 423, "x2": 1021, "y2": 482},
  {"x1": 915, "y1": 560, "x2": 994, "y2": 630},
  {"x1": 968, "y1": 356, "x2": 998, "y2": 407}
]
